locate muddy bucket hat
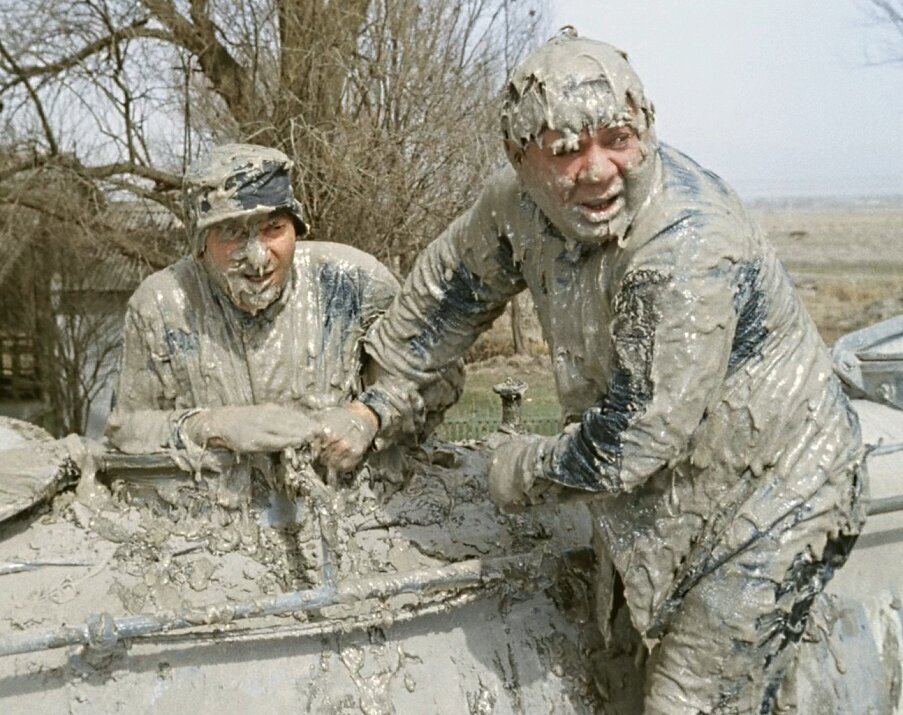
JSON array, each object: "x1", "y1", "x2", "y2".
[{"x1": 183, "y1": 143, "x2": 308, "y2": 255}]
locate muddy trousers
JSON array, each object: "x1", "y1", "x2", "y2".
[
  {"x1": 593, "y1": 529, "x2": 856, "y2": 715},
  {"x1": 639, "y1": 533, "x2": 856, "y2": 715}
]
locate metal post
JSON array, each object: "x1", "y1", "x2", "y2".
[{"x1": 493, "y1": 378, "x2": 528, "y2": 432}]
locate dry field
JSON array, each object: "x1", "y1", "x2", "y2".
[
  {"x1": 755, "y1": 206, "x2": 903, "y2": 345},
  {"x1": 446, "y1": 204, "x2": 903, "y2": 428}
]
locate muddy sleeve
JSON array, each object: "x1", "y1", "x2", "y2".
[
  {"x1": 359, "y1": 187, "x2": 527, "y2": 439},
  {"x1": 359, "y1": 261, "x2": 400, "y2": 329},
  {"x1": 542, "y1": 241, "x2": 743, "y2": 494},
  {"x1": 104, "y1": 307, "x2": 192, "y2": 453}
]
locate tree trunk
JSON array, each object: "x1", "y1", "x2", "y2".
[{"x1": 511, "y1": 291, "x2": 527, "y2": 355}]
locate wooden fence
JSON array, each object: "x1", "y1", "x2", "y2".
[{"x1": 434, "y1": 413, "x2": 559, "y2": 441}]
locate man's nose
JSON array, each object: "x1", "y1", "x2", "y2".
[
  {"x1": 245, "y1": 235, "x2": 269, "y2": 272},
  {"x1": 578, "y1": 145, "x2": 617, "y2": 184}
]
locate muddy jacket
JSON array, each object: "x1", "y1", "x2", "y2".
[
  {"x1": 106, "y1": 242, "x2": 398, "y2": 453},
  {"x1": 361, "y1": 145, "x2": 866, "y2": 635}
]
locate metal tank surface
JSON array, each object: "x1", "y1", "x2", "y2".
[
  {"x1": 2, "y1": 319, "x2": 903, "y2": 713},
  {"x1": 0, "y1": 412, "x2": 601, "y2": 713}
]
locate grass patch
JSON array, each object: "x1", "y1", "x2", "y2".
[
  {"x1": 436, "y1": 356, "x2": 561, "y2": 439},
  {"x1": 450, "y1": 360, "x2": 558, "y2": 418}
]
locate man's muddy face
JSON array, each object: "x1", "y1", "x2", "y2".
[
  {"x1": 201, "y1": 211, "x2": 296, "y2": 314},
  {"x1": 515, "y1": 125, "x2": 646, "y2": 243}
]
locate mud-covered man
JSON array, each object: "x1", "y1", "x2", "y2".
[
  {"x1": 105, "y1": 143, "x2": 401, "y2": 457},
  {"x1": 315, "y1": 32, "x2": 867, "y2": 714}
]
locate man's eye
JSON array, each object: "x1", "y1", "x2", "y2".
[
  {"x1": 609, "y1": 133, "x2": 632, "y2": 149},
  {"x1": 218, "y1": 226, "x2": 244, "y2": 242}
]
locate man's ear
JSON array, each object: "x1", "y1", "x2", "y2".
[
  {"x1": 195, "y1": 229, "x2": 209, "y2": 258},
  {"x1": 503, "y1": 139, "x2": 523, "y2": 167}
]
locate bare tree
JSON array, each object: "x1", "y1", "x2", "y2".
[
  {"x1": 0, "y1": 194, "x2": 138, "y2": 436},
  {"x1": 0, "y1": 0, "x2": 547, "y2": 434},
  {"x1": 0, "y1": 0, "x2": 546, "y2": 269}
]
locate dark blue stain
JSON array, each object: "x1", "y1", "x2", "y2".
[
  {"x1": 756, "y1": 532, "x2": 858, "y2": 714},
  {"x1": 496, "y1": 232, "x2": 519, "y2": 274},
  {"x1": 555, "y1": 245, "x2": 587, "y2": 266},
  {"x1": 728, "y1": 260, "x2": 768, "y2": 372},
  {"x1": 358, "y1": 387, "x2": 390, "y2": 424},
  {"x1": 653, "y1": 211, "x2": 707, "y2": 241},
  {"x1": 548, "y1": 369, "x2": 636, "y2": 491},
  {"x1": 408, "y1": 237, "x2": 518, "y2": 360},
  {"x1": 225, "y1": 163, "x2": 293, "y2": 211},
  {"x1": 553, "y1": 246, "x2": 587, "y2": 288},
  {"x1": 408, "y1": 262, "x2": 498, "y2": 360},
  {"x1": 319, "y1": 263, "x2": 362, "y2": 343},
  {"x1": 702, "y1": 168, "x2": 732, "y2": 197},
  {"x1": 546, "y1": 271, "x2": 662, "y2": 492},
  {"x1": 661, "y1": 148, "x2": 702, "y2": 198},
  {"x1": 163, "y1": 327, "x2": 198, "y2": 354}
]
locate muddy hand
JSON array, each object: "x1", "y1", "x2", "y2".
[
  {"x1": 488, "y1": 435, "x2": 549, "y2": 511},
  {"x1": 312, "y1": 403, "x2": 379, "y2": 473},
  {"x1": 182, "y1": 404, "x2": 317, "y2": 453}
]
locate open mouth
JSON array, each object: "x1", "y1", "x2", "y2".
[
  {"x1": 241, "y1": 270, "x2": 274, "y2": 285},
  {"x1": 575, "y1": 195, "x2": 622, "y2": 221}
]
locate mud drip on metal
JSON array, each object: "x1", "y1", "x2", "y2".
[{"x1": 0, "y1": 431, "x2": 605, "y2": 713}]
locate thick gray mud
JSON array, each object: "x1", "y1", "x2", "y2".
[{"x1": 0, "y1": 439, "x2": 609, "y2": 713}]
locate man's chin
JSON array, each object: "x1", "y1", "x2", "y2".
[
  {"x1": 227, "y1": 278, "x2": 285, "y2": 315},
  {"x1": 540, "y1": 200, "x2": 624, "y2": 245},
  {"x1": 235, "y1": 289, "x2": 279, "y2": 314},
  {"x1": 555, "y1": 216, "x2": 621, "y2": 245}
]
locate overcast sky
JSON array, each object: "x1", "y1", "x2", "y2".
[{"x1": 551, "y1": 0, "x2": 903, "y2": 198}]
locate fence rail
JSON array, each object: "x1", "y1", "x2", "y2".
[{"x1": 435, "y1": 414, "x2": 559, "y2": 442}]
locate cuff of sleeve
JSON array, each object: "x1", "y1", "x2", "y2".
[
  {"x1": 358, "y1": 380, "x2": 425, "y2": 447},
  {"x1": 171, "y1": 408, "x2": 206, "y2": 449},
  {"x1": 357, "y1": 388, "x2": 397, "y2": 451},
  {"x1": 357, "y1": 388, "x2": 392, "y2": 429}
]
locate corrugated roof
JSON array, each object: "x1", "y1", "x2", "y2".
[
  {"x1": 69, "y1": 200, "x2": 184, "y2": 292},
  {"x1": 0, "y1": 199, "x2": 184, "y2": 294},
  {"x1": 104, "y1": 199, "x2": 182, "y2": 233}
]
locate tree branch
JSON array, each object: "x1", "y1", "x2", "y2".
[
  {"x1": 143, "y1": 0, "x2": 263, "y2": 125},
  {"x1": 79, "y1": 161, "x2": 182, "y2": 190},
  {"x1": 0, "y1": 39, "x2": 59, "y2": 154},
  {"x1": 0, "y1": 189, "x2": 174, "y2": 269},
  {"x1": 0, "y1": 20, "x2": 175, "y2": 94},
  {"x1": 0, "y1": 153, "x2": 180, "y2": 189}
]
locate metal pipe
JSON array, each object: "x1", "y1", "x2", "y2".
[
  {"x1": 0, "y1": 560, "x2": 92, "y2": 576},
  {"x1": 0, "y1": 549, "x2": 547, "y2": 659},
  {"x1": 868, "y1": 442, "x2": 903, "y2": 458},
  {"x1": 867, "y1": 494, "x2": 903, "y2": 517}
]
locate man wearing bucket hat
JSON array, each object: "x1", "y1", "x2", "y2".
[
  {"x1": 314, "y1": 31, "x2": 866, "y2": 713},
  {"x1": 105, "y1": 143, "x2": 403, "y2": 455}
]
